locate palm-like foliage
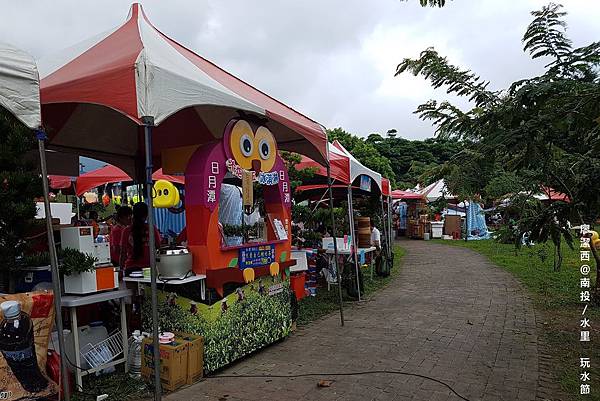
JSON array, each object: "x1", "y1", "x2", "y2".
[{"x1": 523, "y1": 3, "x2": 571, "y2": 64}]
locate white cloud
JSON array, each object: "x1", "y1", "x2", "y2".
[{"x1": 1, "y1": 0, "x2": 597, "y2": 141}]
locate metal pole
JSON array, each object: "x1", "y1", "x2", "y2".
[
  {"x1": 379, "y1": 195, "x2": 390, "y2": 266},
  {"x1": 465, "y1": 201, "x2": 469, "y2": 242},
  {"x1": 388, "y1": 195, "x2": 394, "y2": 252},
  {"x1": 326, "y1": 165, "x2": 344, "y2": 326},
  {"x1": 142, "y1": 117, "x2": 161, "y2": 400},
  {"x1": 36, "y1": 131, "x2": 70, "y2": 401},
  {"x1": 72, "y1": 182, "x2": 80, "y2": 220},
  {"x1": 347, "y1": 186, "x2": 361, "y2": 301}
]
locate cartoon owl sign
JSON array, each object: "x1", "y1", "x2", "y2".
[{"x1": 184, "y1": 119, "x2": 292, "y2": 295}]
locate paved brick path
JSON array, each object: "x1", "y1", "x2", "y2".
[{"x1": 166, "y1": 240, "x2": 540, "y2": 401}]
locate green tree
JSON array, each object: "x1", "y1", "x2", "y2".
[
  {"x1": 0, "y1": 109, "x2": 42, "y2": 291},
  {"x1": 327, "y1": 128, "x2": 397, "y2": 186},
  {"x1": 396, "y1": 3, "x2": 600, "y2": 279}
]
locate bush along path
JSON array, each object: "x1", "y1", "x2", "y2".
[{"x1": 436, "y1": 239, "x2": 598, "y2": 401}]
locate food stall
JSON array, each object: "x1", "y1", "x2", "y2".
[{"x1": 35, "y1": 4, "x2": 330, "y2": 396}]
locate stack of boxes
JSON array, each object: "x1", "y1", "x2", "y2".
[{"x1": 141, "y1": 332, "x2": 203, "y2": 392}]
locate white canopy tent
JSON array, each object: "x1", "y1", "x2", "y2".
[
  {"x1": 419, "y1": 179, "x2": 456, "y2": 202},
  {"x1": 329, "y1": 141, "x2": 386, "y2": 300},
  {"x1": 0, "y1": 41, "x2": 41, "y2": 129},
  {"x1": 0, "y1": 41, "x2": 71, "y2": 399},
  {"x1": 331, "y1": 140, "x2": 382, "y2": 190}
]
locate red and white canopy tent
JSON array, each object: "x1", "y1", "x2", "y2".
[
  {"x1": 297, "y1": 142, "x2": 351, "y2": 185},
  {"x1": 39, "y1": 3, "x2": 328, "y2": 176},
  {"x1": 296, "y1": 141, "x2": 393, "y2": 298},
  {"x1": 35, "y1": 3, "x2": 340, "y2": 391}
]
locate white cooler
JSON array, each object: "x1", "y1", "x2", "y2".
[{"x1": 431, "y1": 222, "x2": 444, "y2": 239}]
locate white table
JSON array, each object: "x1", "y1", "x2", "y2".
[
  {"x1": 325, "y1": 246, "x2": 376, "y2": 255},
  {"x1": 124, "y1": 273, "x2": 207, "y2": 300},
  {"x1": 61, "y1": 289, "x2": 132, "y2": 389}
]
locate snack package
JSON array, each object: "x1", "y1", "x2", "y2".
[{"x1": 0, "y1": 291, "x2": 58, "y2": 399}]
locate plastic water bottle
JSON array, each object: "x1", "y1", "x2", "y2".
[
  {"x1": 0, "y1": 301, "x2": 48, "y2": 393},
  {"x1": 127, "y1": 330, "x2": 144, "y2": 377}
]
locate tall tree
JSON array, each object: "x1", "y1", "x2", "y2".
[{"x1": 396, "y1": 3, "x2": 600, "y2": 280}]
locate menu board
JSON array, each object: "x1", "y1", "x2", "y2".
[
  {"x1": 239, "y1": 244, "x2": 276, "y2": 269},
  {"x1": 272, "y1": 218, "x2": 288, "y2": 240}
]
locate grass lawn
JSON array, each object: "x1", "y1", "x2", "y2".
[
  {"x1": 297, "y1": 245, "x2": 406, "y2": 326},
  {"x1": 434, "y1": 239, "x2": 599, "y2": 401}
]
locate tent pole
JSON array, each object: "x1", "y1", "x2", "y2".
[
  {"x1": 142, "y1": 118, "x2": 161, "y2": 400},
  {"x1": 326, "y1": 165, "x2": 344, "y2": 326},
  {"x1": 37, "y1": 131, "x2": 70, "y2": 401},
  {"x1": 379, "y1": 195, "x2": 388, "y2": 257},
  {"x1": 73, "y1": 182, "x2": 79, "y2": 220},
  {"x1": 347, "y1": 186, "x2": 361, "y2": 301},
  {"x1": 388, "y1": 196, "x2": 393, "y2": 253}
]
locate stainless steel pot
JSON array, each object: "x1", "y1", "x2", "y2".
[{"x1": 156, "y1": 246, "x2": 192, "y2": 279}]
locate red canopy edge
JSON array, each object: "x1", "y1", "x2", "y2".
[
  {"x1": 391, "y1": 189, "x2": 424, "y2": 200},
  {"x1": 382, "y1": 178, "x2": 391, "y2": 197},
  {"x1": 48, "y1": 175, "x2": 74, "y2": 190},
  {"x1": 76, "y1": 165, "x2": 184, "y2": 196}
]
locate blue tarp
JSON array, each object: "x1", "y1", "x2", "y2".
[
  {"x1": 153, "y1": 208, "x2": 185, "y2": 237},
  {"x1": 397, "y1": 202, "x2": 407, "y2": 230},
  {"x1": 466, "y1": 202, "x2": 490, "y2": 240}
]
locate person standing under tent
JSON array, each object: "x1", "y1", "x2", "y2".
[
  {"x1": 370, "y1": 221, "x2": 381, "y2": 250},
  {"x1": 370, "y1": 221, "x2": 385, "y2": 276},
  {"x1": 120, "y1": 202, "x2": 161, "y2": 274},
  {"x1": 110, "y1": 205, "x2": 132, "y2": 266}
]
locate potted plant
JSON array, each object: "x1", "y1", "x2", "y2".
[
  {"x1": 61, "y1": 248, "x2": 117, "y2": 294},
  {"x1": 22, "y1": 251, "x2": 51, "y2": 269}
]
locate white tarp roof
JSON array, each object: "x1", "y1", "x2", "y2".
[
  {"x1": 419, "y1": 179, "x2": 456, "y2": 202},
  {"x1": 331, "y1": 140, "x2": 382, "y2": 190},
  {"x1": 0, "y1": 41, "x2": 40, "y2": 129}
]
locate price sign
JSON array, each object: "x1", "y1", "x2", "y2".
[{"x1": 239, "y1": 244, "x2": 275, "y2": 269}]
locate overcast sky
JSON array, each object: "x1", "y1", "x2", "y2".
[{"x1": 2, "y1": 0, "x2": 598, "y2": 140}]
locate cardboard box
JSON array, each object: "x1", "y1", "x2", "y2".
[
  {"x1": 141, "y1": 338, "x2": 188, "y2": 392},
  {"x1": 175, "y1": 332, "x2": 204, "y2": 385}
]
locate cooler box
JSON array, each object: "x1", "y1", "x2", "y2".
[
  {"x1": 431, "y1": 222, "x2": 444, "y2": 239},
  {"x1": 63, "y1": 267, "x2": 119, "y2": 295}
]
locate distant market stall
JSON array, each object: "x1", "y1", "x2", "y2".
[{"x1": 296, "y1": 141, "x2": 394, "y2": 300}]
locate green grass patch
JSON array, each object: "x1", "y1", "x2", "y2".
[
  {"x1": 297, "y1": 245, "x2": 405, "y2": 326},
  {"x1": 433, "y1": 239, "x2": 599, "y2": 401},
  {"x1": 72, "y1": 369, "x2": 152, "y2": 401}
]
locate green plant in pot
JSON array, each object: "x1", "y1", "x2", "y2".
[
  {"x1": 22, "y1": 251, "x2": 51, "y2": 268},
  {"x1": 59, "y1": 248, "x2": 97, "y2": 276}
]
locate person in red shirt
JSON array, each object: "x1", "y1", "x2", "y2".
[
  {"x1": 120, "y1": 202, "x2": 161, "y2": 274},
  {"x1": 110, "y1": 206, "x2": 132, "y2": 266}
]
